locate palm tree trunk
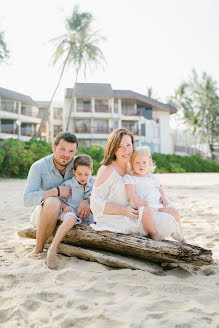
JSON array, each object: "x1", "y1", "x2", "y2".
[
  {"x1": 35, "y1": 47, "x2": 72, "y2": 139},
  {"x1": 66, "y1": 67, "x2": 79, "y2": 131}
]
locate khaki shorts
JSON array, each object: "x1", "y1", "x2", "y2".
[
  {"x1": 30, "y1": 204, "x2": 43, "y2": 227},
  {"x1": 30, "y1": 200, "x2": 61, "y2": 227}
]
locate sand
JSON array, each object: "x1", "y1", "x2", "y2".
[{"x1": 0, "y1": 173, "x2": 219, "y2": 328}]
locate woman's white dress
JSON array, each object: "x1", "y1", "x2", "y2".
[{"x1": 90, "y1": 168, "x2": 183, "y2": 241}]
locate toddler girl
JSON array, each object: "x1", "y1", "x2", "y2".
[{"x1": 124, "y1": 146, "x2": 186, "y2": 242}]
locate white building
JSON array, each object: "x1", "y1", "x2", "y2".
[
  {"x1": 0, "y1": 87, "x2": 41, "y2": 141},
  {"x1": 61, "y1": 83, "x2": 176, "y2": 153}
]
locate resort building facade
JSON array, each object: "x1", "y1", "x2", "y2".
[
  {"x1": 0, "y1": 87, "x2": 41, "y2": 141},
  {"x1": 63, "y1": 83, "x2": 176, "y2": 153}
]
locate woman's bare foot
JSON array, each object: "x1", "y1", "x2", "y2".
[
  {"x1": 150, "y1": 232, "x2": 163, "y2": 241},
  {"x1": 46, "y1": 247, "x2": 58, "y2": 270},
  {"x1": 181, "y1": 237, "x2": 187, "y2": 243}
]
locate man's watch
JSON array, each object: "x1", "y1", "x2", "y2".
[{"x1": 83, "y1": 197, "x2": 90, "y2": 204}]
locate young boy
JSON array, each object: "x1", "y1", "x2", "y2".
[{"x1": 46, "y1": 154, "x2": 94, "y2": 270}]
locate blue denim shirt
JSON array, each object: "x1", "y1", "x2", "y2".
[
  {"x1": 23, "y1": 154, "x2": 74, "y2": 207},
  {"x1": 59, "y1": 175, "x2": 93, "y2": 208}
]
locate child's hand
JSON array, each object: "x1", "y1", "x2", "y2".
[
  {"x1": 160, "y1": 197, "x2": 168, "y2": 207},
  {"x1": 137, "y1": 200, "x2": 148, "y2": 207},
  {"x1": 63, "y1": 206, "x2": 72, "y2": 213}
]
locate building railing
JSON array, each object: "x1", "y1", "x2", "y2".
[
  {"x1": 77, "y1": 104, "x2": 91, "y2": 112},
  {"x1": 122, "y1": 109, "x2": 142, "y2": 116},
  {"x1": 123, "y1": 128, "x2": 141, "y2": 136},
  {"x1": 74, "y1": 126, "x2": 113, "y2": 134},
  {"x1": 95, "y1": 105, "x2": 110, "y2": 113},
  {"x1": 1, "y1": 126, "x2": 15, "y2": 134}
]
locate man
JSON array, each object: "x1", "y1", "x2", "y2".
[{"x1": 24, "y1": 131, "x2": 90, "y2": 254}]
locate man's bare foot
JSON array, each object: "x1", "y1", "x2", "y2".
[
  {"x1": 46, "y1": 247, "x2": 58, "y2": 270},
  {"x1": 33, "y1": 247, "x2": 43, "y2": 254},
  {"x1": 150, "y1": 232, "x2": 163, "y2": 241}
]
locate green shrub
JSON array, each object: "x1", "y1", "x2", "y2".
[
  {"x1": 153, "y1": 153, "x2": 219, "y2": 173},
  {"x1": 0, "y1": 138, "x2": 52, "y2": 178},
  {"x1": 0, "y1": 138, "x2": 218, "y2": 177}
]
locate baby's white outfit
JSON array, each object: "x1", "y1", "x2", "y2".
[{"x1": 124, "y1": 173, "x2": 174, "y2": 210}]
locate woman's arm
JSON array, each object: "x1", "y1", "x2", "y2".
[
  {"x1": 91, "y1": 166, "x2": 139, "y2": 220},
  {"x1": 126, "y1": 184, "x2": 148, "y2": 207}
]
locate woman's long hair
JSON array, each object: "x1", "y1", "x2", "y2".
[{"x1": 101, "y1": 128, "x2": 134, "y2": 166}]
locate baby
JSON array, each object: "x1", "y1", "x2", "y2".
[
  {"x1": 46, "y1": 154, "x2": 94, "y2": 269},
  {"x1": 124, "y1": 146, "x2": 186, "y2": 242}
]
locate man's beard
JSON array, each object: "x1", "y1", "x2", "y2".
[{"x1": 53, "y1": 156, "x2": 70, "y2": 167}]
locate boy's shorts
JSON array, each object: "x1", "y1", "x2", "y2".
[{"x1": 30, "y1": 203, "x2": 94, "y2": 227}]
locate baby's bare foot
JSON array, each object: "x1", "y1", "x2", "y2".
[
  {"x1": 151, "y1": 232, "x2": 163, "y2": 241},
  {"x1": 46, "y1": 247, "x2": 58, "y2": 270}
]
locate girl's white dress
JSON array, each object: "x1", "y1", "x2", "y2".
[
  {"x1": 90, "y1": 167, "x2": 183, "y2": 241},
  {"x1": 124, "y1": 173, "x2": 174, "y2": 210}
]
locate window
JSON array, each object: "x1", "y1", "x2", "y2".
[
  {"x1": 78, "y1": 139, "x2": 92, "y2": 147},
  {"x1": 21, "y1": 123, "x2": 33, "y2": 136},
  {"x1": 54, "y1": 107, "x2": 63, "y2": 120},
  {"x1": 74, "y1": 120, "x2": 91, "y2": 133},
  {"x1": 122, "y1": 121, "x2": 139, "y2": 135},
  {"x1": 95, "y1": 99, "x2": 109, "y2": 112},
  {"x1": 1, "y1": 100, "x2": 14, "y2": 112},
  {"x1": 93, "y1": 120, "x2": 109, "y2": 133},
  {"x1": 21, "y1": 105, "x2": 32, "y2": 117},
  {"x1": 93, "y1": 139, "x2": 107, "y2": 148},
  {"x1": 122, "y1": 100, "x2": 137, "y2": 116},
  {"x1": 114, "y1": 99, "x2": 119, "y2": 113},
  {"x1": 77, "y1": 99, "x2": 91, "y2": 112},
  {"x1": 113, "y1": 120, "x2": 119, "y2": 129},
  {"x1": 1, "y1": 119, "x2": 14, "y2": 133}
]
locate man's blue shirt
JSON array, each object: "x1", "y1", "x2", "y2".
[{"x1": 23, "y1": 154, "x2": 74, "y2": 207}]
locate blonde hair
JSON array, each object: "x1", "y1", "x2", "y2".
[
  {"x1": 130, "y1": 146, "x2": 156, "y2": 174},
  {"x1": 101, "y1": 128, "x2": 134, "y2": 166}
]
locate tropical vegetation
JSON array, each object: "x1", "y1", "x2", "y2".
[
  {"x1": 169, "y1": 70, "x2": 219, "y2": 160},
  {"x1": 0, "y1": 139, "x2": 218, "y2": 178},
  {"x1": 35, "y1": 5, "x2": 105, "y2": 137},
  {"x1": 0, "y1": 31, "x2": 9, "y2": 63}
]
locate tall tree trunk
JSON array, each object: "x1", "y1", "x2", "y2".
[
  {"x1": 66, "y1": 67, "x2": 79, "y2": 131},
  {"x1": 35, "y1": 48, "x2": 72, "y2": 139}
]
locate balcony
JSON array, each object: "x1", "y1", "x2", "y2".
[
  {"x1": 95, "y1": 105, "x2": 111, "y2": 113},
  {"x1": 77, "y1": 104, "x2": 91, "y2": 112},
  {"x1": 75, "y1": 126, "x2": 113, "y2": 134},
  {"x1": 122, "y1": 109, "x2": 142, "y2": 116}
]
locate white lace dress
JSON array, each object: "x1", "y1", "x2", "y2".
[{"x1": 90, "y1": 168, "x2": 183, "y2": 241}]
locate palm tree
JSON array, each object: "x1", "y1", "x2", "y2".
[
  {"x1": 191, "y1": 70, "x2": 219, "y2": 159},
  {"x1": 0, "y1": 31, "x2": 9, "y2": 63},
  {"x1": 170, "y1": 70, "x2": 219, "y2": 159},
  {"x1": 35, "y1": 5, "x2": 105, "y2": 138},
  {"x1": 145, "y1": 86, "x2": 159, "y2": 100}
]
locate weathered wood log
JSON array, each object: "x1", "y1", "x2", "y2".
[
  {"x1": 18, "y1": 223, "x2": 213, "y2": 266},
  {"x1": 44, "y1": 244, "x2": 163, "y2": 273}
]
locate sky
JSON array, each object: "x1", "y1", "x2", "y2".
[{"x1": 0, "y1": 0, "x2": 219, "y2": 104}]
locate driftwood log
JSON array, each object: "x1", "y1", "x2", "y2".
[
  {"x1": 45, "y1": 244, "x2": 163, "y2": 273},
  {"x1": 18, "y1": 223, "x2": 213, "y2": 267}
]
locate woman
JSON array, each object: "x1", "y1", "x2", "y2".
[{"x1": 90, "y1": 128, "x2": 183, "y2": 241}]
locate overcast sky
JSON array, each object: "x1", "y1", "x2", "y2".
[{"x1": 0, "y1": 0, "x2": 218, "y2": 103}]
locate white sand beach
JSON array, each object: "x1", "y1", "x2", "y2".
[{"x1": 0, "y1": 173, "x2": 219, "y2": 328}]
